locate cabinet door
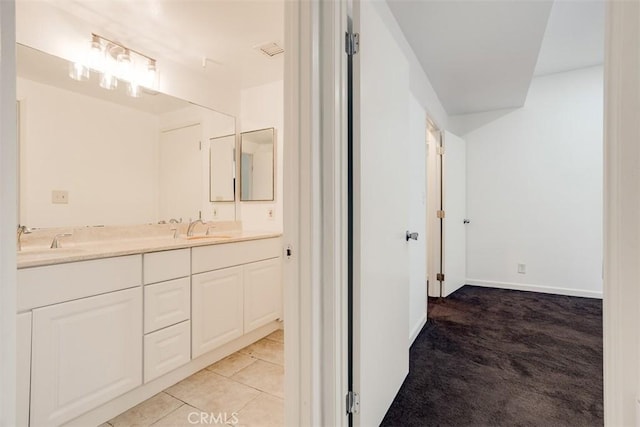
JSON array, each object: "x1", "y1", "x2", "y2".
[
  {"x1": 192, "y1": 266, "x2": 243, "y2": 358},
  {"x1": 244, "y1": 258, "x2": 282, "y2": 333},
  {"x1": 30, "y1": 288, "x2": 142, "y2": 426}
]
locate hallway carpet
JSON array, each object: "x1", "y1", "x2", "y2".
[{"x1": 381, "y1": 286, "x2": 603, "y2": 427}]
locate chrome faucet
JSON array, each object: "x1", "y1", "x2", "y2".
[
  {"x1": 17, "y1": 225, "x2": 32, "y2": 251},
  {"x1": 50, "y1": 233, "x2": 72, "y2": 249},
  {"x1": 187, "y1": 219, "x2": 206, "y2": 237}
]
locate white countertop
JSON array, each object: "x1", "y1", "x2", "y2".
[{"x1": 18, "y1": 230, "x2": 282, "y2": 269}]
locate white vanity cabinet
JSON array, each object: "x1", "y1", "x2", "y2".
[
  {"x1": 191, "y1": 238, "x2": 283, "y2": 358},
  {"x1": 192, "y1": 266, "x2": 245, "y2": 357},
  {"x1": 143, "y1": 249, "x2": 191, "y2": 383},
  {"x1": 30, "y1": 287, "x2": 142, "y2": 427},
  {"x1": 244, "y1": 257, "x2": 283, "y2": 332}
]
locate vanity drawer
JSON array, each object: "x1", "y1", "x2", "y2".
[
  {"x1": 144, "y1": 320, "x2": 191, "y2": 383},
  {"x1": 143, "y1": 248, "x2": 190, "y2": 284},
  {"x1": 192, "y1": 237, "x2": 281, "y2": 274},
  {"x1": 144, "y1": 277, "x2": 191, "y2": 333},
  {"x1": 18, "y1": 255, "x2": 142, "y2": 311}
]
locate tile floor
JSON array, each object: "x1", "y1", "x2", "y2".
[{"x1": 101, "y1": 329, "x2": 284, "y2": 427}]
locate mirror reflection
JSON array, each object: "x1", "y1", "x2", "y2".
[
  {"x1": 240, "y1": 128, "x2": 275, "y2": 201},
  {"x1": 209, "y1": 135, "x2": 236, "y2": 202},
  {"x1": 17, "y1": 43, "x2": 236, "y2": 228}
]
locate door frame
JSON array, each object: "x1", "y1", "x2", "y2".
[
  {"x1": 284, "y1": 0, "x2": 349, "y2": 426},
  {"x1": 0, "y1": 0, "x2": 17, "y2": 424}
]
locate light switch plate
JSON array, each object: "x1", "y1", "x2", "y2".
[{"x1": 52, "y1": 190, "x2": 68, "y2": 204}]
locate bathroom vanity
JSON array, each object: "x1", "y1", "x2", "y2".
[{"x1": 16, "y1": 232, "x2": 283, "y2": 427}]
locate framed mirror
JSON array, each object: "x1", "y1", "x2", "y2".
[
  {"x1": 16, "y1": 43, "x2": 237, "y2": 227},
  {"x1": 210, "y1": 134, "x2": 236, "y2": 202},
  {"x1": 240, "y1": 128, "x2": 275, "y2": 201}
]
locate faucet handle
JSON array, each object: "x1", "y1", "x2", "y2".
[{"x1": 50, "y1": 233, "x2": 72, "y2": 249}]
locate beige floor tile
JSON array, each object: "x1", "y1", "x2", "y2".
[
  {"x1": 207, "y1": 352, "x2": 258, "y2": 377},
  {"x1": 231, "y1": 360, "x2": 284, "y2": 399},
  {"x1": 109, "y1": 392, "x2": 183, "y2": 427},
  {"x1": 264, "y1": 329, "x2": 284, "y2": 344},
  {"x1": 151, "y1": 404, "x2": 210, "y2": 427},
  {"x1": 234, "y1": 394, "x2": 284, "y2": 427},
  {"x1": 165, "y1": 369, "x2": 260, "y2": 414},
  {"x1": 238, "y1": 338, "x2": 284, "y2": 366}
]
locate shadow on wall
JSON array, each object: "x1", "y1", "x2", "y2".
[{"x1": 448, "y1": 107, "x2": 519, "y2": 135}]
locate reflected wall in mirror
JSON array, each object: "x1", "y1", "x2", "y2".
[
  {"x1": 240, "y1": 128, "x2": 275, "y2": 201},
  {"x1": 210, "y1": 135, "x2": 236, "y2": 202},
  {"x1": 17, "y1": 43, "x2": 237, "y2": 228}
]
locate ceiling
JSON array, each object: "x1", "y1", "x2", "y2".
[
  {"x1": 388, "y1": 0, "x2": 604, "y2": 115},
  {"x1": 41, "y1": 0, "x2": 284, "y2": 89},
  {"x1": 534, "y1": 1, "x2": 605, "y2": 76}
]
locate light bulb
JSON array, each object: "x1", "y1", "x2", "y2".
[
  {"x1": 99, "y1": 72, "x2": 117, "y2": 90},
  {"x1": 68, "y1": 62, "x2": 89, "y2": 81},
  {"x1": 143, "y1": 59, "x2": 157, "y2": 88},
  {"x1": 88, "y1": 34, "x2": 104, "y2": 71},
  {"x1": 116, "y1": 48, "x2": 132, "y2": 81},
  {"x1": 127, "y1": 81, "x2": 141, "y2": 98}
]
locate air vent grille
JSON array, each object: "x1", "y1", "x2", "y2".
[{"x1": 257, "y1": 42, "x2": 284, "y2": 57}]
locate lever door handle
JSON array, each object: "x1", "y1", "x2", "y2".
[
  {"x1": 463, "y1": 219, "x2": 470, "y2": 224},
  {"x1": 406, "y1": 231, "x2": 419, "y2": 241}
]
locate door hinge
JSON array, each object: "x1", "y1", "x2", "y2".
[
  {"x1": 346, "y1": 391, "x2": 360, "y2": 414},
  {"x1": 437, "y1": 210, "x2": 445, "y2": 219},
  {"x1": 436, "y1": 146, "x2": 445, "y2": 156},
  {"x1": 345, "y1": 32, "x2": 360, "y2": 56},
  {"x1": 437, "y1": 273, "x2": 445, "y2": 282}
]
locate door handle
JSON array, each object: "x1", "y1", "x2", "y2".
[
  {"x1": 463, "y1": 219, "x2": 470, "y2": 224},
  {"x1": 406, "y1": 231, "x2": 418, "y2": 241}
]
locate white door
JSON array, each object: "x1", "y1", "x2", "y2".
[
  {"x1": 353, "y1": 1, "x2": 411, "y2": 425},
  {"x1": 30, "y1": 288, "x2": 142, "y2": 426},
  {"x1": 442, "y1": 131, "x2": 467, "y2": 296},
  {"x1": 159, "y1": 124, "x2": 202, "y2": 221},
  {"x1": 244, "y1": 258, "x2": 282, "y2": 333},
  {"x1": 408, "y1": 94, "x2": 428, "y2": 343},
  {"x1": 191, "y1": 266, "x2": 244, "y2": 358}
]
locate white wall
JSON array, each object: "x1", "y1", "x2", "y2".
[
  {"x1": 18, "y1": 77, "x2": 160, "y2": 227},
  {"x1": 462, "y1": 66, "x2": 603, "y2": 298},
  {"x1": 239, "y1": 80, "x2": 283, "y2": 232}
]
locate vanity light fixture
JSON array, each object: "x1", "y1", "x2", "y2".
[{"x1": 69, "y1": 33, "x2": 158, "y2": 96}]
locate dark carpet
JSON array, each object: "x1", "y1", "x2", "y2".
[{"x1": 381, "y1": 285, "x2": 603, "y2": 427}]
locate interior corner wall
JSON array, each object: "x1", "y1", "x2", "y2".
[
  {"x1": 462, "y1": 66, "x2": 604, "y2": 298},
  {"x1": 238, "y1": 80, "x2": 284, "y2": 232}
]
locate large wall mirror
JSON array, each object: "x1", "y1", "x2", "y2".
[
  {"x1": 17, "y1": 43, "x2": 237, "y2": 228},
  {"x1": 210, "y1": 134, "x2": 236, "y2": 202},
  {"x1": 240, "y1": 128, "x2": 275, "y2": 201}
]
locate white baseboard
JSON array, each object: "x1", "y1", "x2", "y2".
[
  {"x1": 466, "y1": 279, "x2": 603, "y2": 299},
  {"x1": 409, "y1": 314, "x2": 427, "y2": 345}
]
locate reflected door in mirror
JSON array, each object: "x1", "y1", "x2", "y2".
[{"x1": 209, "y1": 135, "x2": 235, "y2": 202}]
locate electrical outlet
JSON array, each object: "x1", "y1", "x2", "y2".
[
  {"x1": 52, "y1": 190, "x2": 69, "y2": 204},
  {"x1": 212, "y1": 206, "x2": 218, "y2": 219},
  {"x1": 267, "y1": 208, "x2": 274, "y2": 220},
  {"x1": 518, "y1": 263, "x2": 526, "y2": 274}
]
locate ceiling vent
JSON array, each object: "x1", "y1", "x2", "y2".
[{"x1": 257, "y1": 42, "x2": 284, "y2": 57}]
